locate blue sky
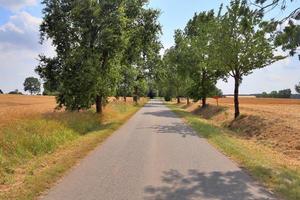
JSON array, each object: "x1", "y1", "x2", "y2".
[{"x1": 0, "y1": 0, "x2": 299, "y2": 94}]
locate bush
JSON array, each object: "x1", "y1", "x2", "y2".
[{"x1": 164, "y1": 96, "x2": 171, "y2": 101}]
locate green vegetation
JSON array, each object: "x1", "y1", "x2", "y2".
[
  {"x1": 159, "y1": 0, "x2": 283, "y2": 119},
  {"x1": 36, "y1": 0, "x2": 161, "y2": 113},
  {"x1": 256, "y1": 88, "x2": 292, "y2": 98},
  {"x1": 8, "y1": 90, "x2": 23, "y2": 95},
  {"x1": 167, "y1": 103, "x2": 300, "y2": 200},
  {"x1": 23, "y1": 77, "x2": 41, "y2": 95},
  {"x1": 0, "y1": 101, "x2": 146, "y2": 200}
]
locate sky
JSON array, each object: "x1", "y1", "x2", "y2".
[{"x1": 0, "y1": 0, "x2": 299, "y2": 94}]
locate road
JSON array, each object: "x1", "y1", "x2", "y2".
[{"x1": 41, "y1": 100, "x2": 277, "y2": 200}]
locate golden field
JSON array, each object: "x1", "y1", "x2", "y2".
[
  {"x1": 0, "y1": 94, "x2": 146, "y2": 199},
  {"x1": 0, "y1": 95, "x2": 56, "y2": 127},
  {"x1": 180, "y1": 97, "x2": 300, "y2": 160}
]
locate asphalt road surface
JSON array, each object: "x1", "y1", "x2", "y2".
[{"x1": 41, "y1": 100, "x2": 277, "y2": 200}]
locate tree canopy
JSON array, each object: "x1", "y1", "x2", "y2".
[
  {"x1": 24, "y1": 77, "x2": 41, "y2": 95},
  {"x1": 37, "y1": 0, "x2": 161, "y2": 113}
]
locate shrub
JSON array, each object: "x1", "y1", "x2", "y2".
[{"x1": 164, "y1": 96, "x2": 171, "y2": 101}]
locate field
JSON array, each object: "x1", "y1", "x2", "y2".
[
  {"x1": 181, "y1": 97, "x2": 300, "y2": 160},
  {"x1": 167, "y1": 98, "x2": 300, "y2": 200},
  {"x1": 0, "y1": 95, "x2": 146, "y2": 199}
]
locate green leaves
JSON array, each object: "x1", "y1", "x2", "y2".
[
  {"x1": 37, "y1": 0, "x2": 161, "y2": 112},
  {"x1": 23, "y1": 77, "x2": 41, "y2": 95}
]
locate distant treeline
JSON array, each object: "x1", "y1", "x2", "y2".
[{"x1": 255, "y1": 89, "x2": 292, "y2": 98}]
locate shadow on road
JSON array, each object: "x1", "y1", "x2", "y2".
[
  {"x1": 144, "y1": 169, "x2": 274, "y2": 200},
  {"x1": 143, "y1": 110, "x2": 179, "y2": 118},
  {"x1": 151, "y1": 122, "x2": 196, "y2": 137}
]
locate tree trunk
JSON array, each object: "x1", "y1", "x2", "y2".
[
  {"x1": 96, "y1": 95, "x2": 103, "y2": 114},
  {"x1": 123, "y1": 96, "x2": 127, "y2": 102},
  {"x1": 177, "y1": 97, "x2": 180, "y2": 104},
  {"x1": 133, "y1": 86, "x2": 138, "y2": 104},
  {"x1": 234, "y1": 77, "x2": 240, "y2": 119},
  {"x1": 201, "y1": 97, "x2": 207, "y2": 108},
  {"x1": 187, "y1": 97, "x2": 190, "y2": 105}
]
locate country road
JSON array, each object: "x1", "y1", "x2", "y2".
[{"x1": 40, "y1": 100, "x2": 277, "y2": 200}]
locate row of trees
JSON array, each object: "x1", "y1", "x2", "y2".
[
  {"x1": 36, "y1": 0, "x2": 162, "y2": 113},
  {"x1": 0, "y1": 77, "x2": 41, "y2": 95},
  {"x1": 257, "y1": 89, "x2": 292, "y2": 98},
  {"x1": 159, "y1": 0, "x2": 284, "y2": 118}
]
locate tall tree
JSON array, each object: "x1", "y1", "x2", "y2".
[
  {"x1": 183, "y1": 10, "x2": 224, "y2": 107},
  {"x1": 220, "y1": 0, "x2": 283, "y2": 118},
  {"x1": 37, "y1": 0, "x2": 161, "y2": 113},
  {"x1": 23, "y1": 77, "x2": 41, "y2": 95},
  {"x1": 163, "y1": 46, "x2": 187, "y2": 104}
]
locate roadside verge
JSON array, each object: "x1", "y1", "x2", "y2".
[
  {"x1": 0, "y1": 100, "x2": 147, "y2": 200},
  {"x1": 167, "y1": 103, "x2": 300, "y2": 200}
]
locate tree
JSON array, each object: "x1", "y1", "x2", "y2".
[
  {"x1": 296, "y1": 82, "x2": 300, "y2": 94},
  {"x1": 162, "y1": 45, "x2": 188, "y2": 104},
  {"x1": 257, "y1": 89, "x2": 292, "y2": 98},
  {"x1": 38, "y1": 0, "x2": 161, "y2": 113},
  {"x1": 24, "y1": 77, "x2": 41, "y2": 95},
  {"x1": 115, "y1": 65, "x2": 136, "y2": 102},
  {"x1": 36, "y1": 55, "x2": 61, "y2": 94},
  {"x1": 278, "y1": 89, "x2": 291, "y2": 98},
  {"x1": 162, "y1": 48, "x2": 180, "y2": 103},
  {"x1": 8, "y1": 89, "x2": 23, "y2": 95},
  {"x1": 124, "y1": 8, "x2": 162, "y2": 103},
  {"x1": 250, "y1": 0, "x2": 300, "y2": 60},
  {"x1": 275, "y1": 21, "x2": 300, "y2": 60},
  {"x1": 184, "y1": 10, "x2": 225, "y2": 107},
  {"x1": 251, "y1": 0, "x2": 299, "y2": 21},
  {"x1": 220, "y1": 0, "x2": 283, "y2": 118}
]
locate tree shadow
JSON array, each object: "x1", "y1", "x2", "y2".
[
  {"x1": 144, "y1": 169, "x2": 276, "y2": 200},
  {"x1": 227, "y1": 115, "x2": 267, "y2": 138},
  {"x1": 151, "y1": 122, "x2": 197, "y2": 137},
  {"x1": 192, "y1": 105, "x2": 227, "y2": 119},
  {"x1": 143, "y1": 110, "x2": 179, "y2": 119}
]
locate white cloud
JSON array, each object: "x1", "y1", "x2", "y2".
[
  {"x1": 0, "y1": 0, "x2": 37, "y2": 11},
  {"x1": 0, "y1": 11, "x2": 42, "y2": 50},
  {"x1": 0, "y1": 11, "x2": 55, "y2": 93}
]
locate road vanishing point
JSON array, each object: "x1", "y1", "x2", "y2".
[{"x1": 41, "y1": 100, "x2": 277, "y2": 200}]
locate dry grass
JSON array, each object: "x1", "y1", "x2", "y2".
[
  {"x1": 0, "y1": 95, "x2": 57, "y2": 128},
  {"x1": 177, "y1": 97, "x2": 300, "y2": 160},
  {"x1": 0, "y1": 94, "x2": 147, "y2": 200},
  {"x1": 167, "y1": 102, "x2": 300, "y2": 200}
]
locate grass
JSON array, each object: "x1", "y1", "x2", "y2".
[
  {"x1": 167, "y1": 103, "x2": 300, "y2": 200},
  {"x1": 0, "y1": 100, "x2": 147, "y2": 200}
]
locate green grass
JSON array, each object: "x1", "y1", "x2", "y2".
[
  {"x1": 0, "y1": 101, "x2": 146, "y2": 200},
  {"x1": 167, "y1": 103, "x2": 300, "y2": 200}
]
